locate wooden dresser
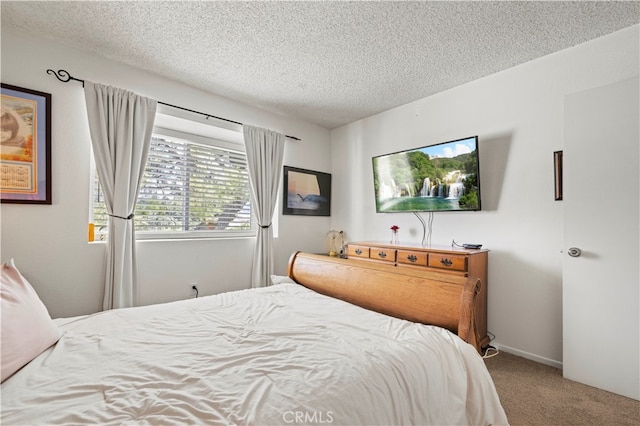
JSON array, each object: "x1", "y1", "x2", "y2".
[{"x1": 347, "y1": 241, "x2": 490, "y2": 349}]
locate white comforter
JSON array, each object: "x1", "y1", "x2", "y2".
[{"x1": 2, "y1": 283, "x2": 507, "y2": 425}]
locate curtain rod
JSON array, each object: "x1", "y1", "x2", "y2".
[{"x1": 45, "y1": 69, "x2": 301, "y2": 141}]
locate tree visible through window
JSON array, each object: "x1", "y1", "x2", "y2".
[{"x1": 91, "y1": 132, "x2": 253, "y2": 238}]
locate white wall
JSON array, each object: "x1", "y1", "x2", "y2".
[
  {"x1": 331, "y1": 25, "x2": 639, "y2": 366},
  {"x1": 0, "y1": 24, "x2": 332, "y2": 318}
]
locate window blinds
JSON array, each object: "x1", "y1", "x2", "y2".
[{"x1": 92, "y1": 134, "x2": 252, "y2": 234}]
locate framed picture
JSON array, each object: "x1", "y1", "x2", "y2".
[
  {"x1": 1, "y1": 83, "x2": 52, "y2": 204},
  {"x1": 554, "y1": 150, "x2": 563, "y2": 201},
  {"x1": 283, "y1": 166, "x2": 331, "y2": 216}
]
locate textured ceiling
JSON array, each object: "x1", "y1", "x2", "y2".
[{"x1": 2, "y1": 1, "x2": 639, "y2": 129}]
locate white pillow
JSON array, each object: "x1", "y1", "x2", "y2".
[
  {"x1": 270, "y1": 275, "x2": 296, "y2": 285},
  {"x1": 1, "y1": 259, "x2": 60, "y2": 382}
]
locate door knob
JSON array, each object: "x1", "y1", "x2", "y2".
[{"x1": 568, "y1": 247, "x2": 582, "y2": 257}]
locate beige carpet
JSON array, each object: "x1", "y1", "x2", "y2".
[{"x1": 484, "y1": 351, "x2": 639, "y2": 425}]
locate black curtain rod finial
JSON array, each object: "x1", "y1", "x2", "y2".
[{"x1": 46, "y1": 69, "x2": 85, "y2": 87}]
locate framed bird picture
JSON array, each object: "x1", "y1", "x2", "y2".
[{"x1": 282, "y1": 166, "x2": 331, "y2": 216}]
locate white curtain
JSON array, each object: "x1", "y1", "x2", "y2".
[
  {"x1": 84, "y1": 81, "x2": 157, "y2": 310},
  {"x1": 243, "y1": 125, "x2": 285, "y2": 288}
]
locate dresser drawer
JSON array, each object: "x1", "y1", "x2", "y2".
[
  {"x1": 348, "y1": 245, "x2": 370, "y2": 259},
  {"x1": 370, "y1": 247, "x2": 396, "y2": 263},
  {"x1": 428, "y1": 253, "x2": 467, "y2": 272},
  {"x1": 397, "y1": 250, "x2": 428, "y2": 266}
]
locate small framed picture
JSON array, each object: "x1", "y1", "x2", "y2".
[
  {"x1": 554, "y1": 150, "x2": 563, "y2": 201},
  {"x1": 283, "y1": 166, "x2": 331, "y2": 216},
  {"x1": 1, "y1": 83, "x2": 52, "y2": 204}
]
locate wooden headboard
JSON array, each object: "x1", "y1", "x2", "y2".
[{"x1": 287, "y1": 252, "x2": 482, "y2": 353}]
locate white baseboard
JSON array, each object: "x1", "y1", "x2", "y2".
[{"x1": 493, "y1": 343, "x2": 563, "y2": 370}]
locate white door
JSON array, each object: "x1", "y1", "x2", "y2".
[{"x1": 563, "y1": 77, "x2": 639, "y2": 400}]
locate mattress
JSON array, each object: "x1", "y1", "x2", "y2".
[{"x1": 1, "y1": 283, "x2": 507, "y2": 425}]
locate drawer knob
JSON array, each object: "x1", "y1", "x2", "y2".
[
  {"x1": 407, "y1": 254, "x2": 418, "y2": 263},
  {"x1": 378, "y1": 251, "x2": 387, "y2": 258},
  {"x1": 440, "y1": 258, "x2": 453, "y2": 267},
  {"x1": 355, "y1": 248, "x2": 362, "y2": 255}
]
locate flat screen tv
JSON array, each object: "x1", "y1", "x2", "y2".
[{"x1": 372, "y1": 136, "x2": 481, "y2": 213}]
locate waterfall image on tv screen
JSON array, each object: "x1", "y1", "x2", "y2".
[{"x1": 372, "y1": 136, "x2": 481, "y2": 212}]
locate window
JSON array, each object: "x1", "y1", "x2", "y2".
[{"x1": 90, "y1": 125, "x2": 254, "y2": 240}]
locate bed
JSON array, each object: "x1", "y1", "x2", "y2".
[{"x1": 1, "y1": 252, "x2": 507, "y2": 425}]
